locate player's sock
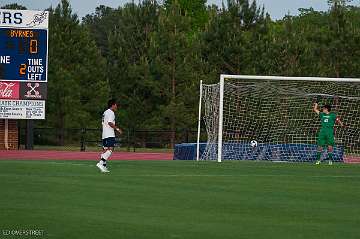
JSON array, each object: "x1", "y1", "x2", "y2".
[
  {"x1": 100, "y1": 152, "x2": 105, "y2": 163},
  {"x1": 100, "y1": 158, "x2": 106, "y2": 166},
  {"x1": 102, "y1": 150, "x2": 112, "y2": 160},
  {"x1": 328, "y1": 152, "x2": 333, "y2": 162},
  {"x1": 102, "y1": 150, "x2": 112, "y2": 167},
  {"x1": 316, "y1": 152, "x2": 322, "y2": 161}
]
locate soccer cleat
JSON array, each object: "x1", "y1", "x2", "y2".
[
  {"x1": 328, "y1": 160, "x2": 333, "y2": 165},
  {"x1": 315, "y1": 160, "x2": 321, "y2": 165},
  {"x1": 102, "y1": 166, "x2": 110, "y2": 173},
  {"x1": 96, "y1": 162, "x2": 107, "y2": 173}
]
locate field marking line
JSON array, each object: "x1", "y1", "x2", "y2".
[
  {"x1": 46, "y1": 162, "x2": 95, "y2": 167},
  {"x1": 1, "y1": 173, "x2": 358, "y2": 179},
  {"x1": 112, "y1": 174, "x2": 360, "y2": 178}
]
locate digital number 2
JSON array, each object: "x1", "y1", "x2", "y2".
[{"x1": 19, "y1": 64, "x2": 26, "y2": 75}]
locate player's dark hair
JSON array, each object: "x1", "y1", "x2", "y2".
[
  {"x1": 323, "y1": 104, "x2": 331, "y2": 112},
  {"x1": 107, "y1": 99, "x2": 117, "y2": 108}
]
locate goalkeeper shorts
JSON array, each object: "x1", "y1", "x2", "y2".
[{"x1": 317, "y1": 130, "x2": 335, "y2": 147}]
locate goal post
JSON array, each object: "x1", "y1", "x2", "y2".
[
  {"x1": 217, "y1": 76, "x2": 225, "y2": 163},
  {"x1": 198, "y1": 74, "x2": 360, "y2": 162},
  {"x1": 196, "y1": 80, "x2": 203, "y2": 161}
]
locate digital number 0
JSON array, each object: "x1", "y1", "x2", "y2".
[{"x1": 30, "y1": 39, "x2": 38, "y2": 54}]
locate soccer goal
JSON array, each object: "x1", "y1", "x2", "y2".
[{"x1": 197, "y1": 75, "x2": 360, "y2": 162}]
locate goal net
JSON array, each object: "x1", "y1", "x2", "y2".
[{"x1": 197, "y1": 75, "x2": 360, "y2": 162}]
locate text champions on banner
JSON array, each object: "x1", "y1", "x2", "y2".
[{"x1": 0, "y1": 100, "x2": 45, "y2": 119}]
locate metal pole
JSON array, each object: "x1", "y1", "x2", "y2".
[
  {"x1": 25, "y1": 120, "x2": 34, "y2": 150},
  {"x1": 4, "y1": 119, "x2": 9, "y2": 150},
  {"x1": 80, "y1": 128, "x2": 86, "y2": 152},
  {"x1": 217, "y1": 76, "x2": 225, "y2": 163},
  {"x1": 196, "y1": 80, "x2": 203, "y2": 161}
]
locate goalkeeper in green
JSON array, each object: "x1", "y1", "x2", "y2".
[{"x1": 313, "y1": 102, "x2": 344, "y2": 165}]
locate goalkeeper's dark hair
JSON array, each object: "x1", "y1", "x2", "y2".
[
  {"x1": 323, "y1": 104, "x2": 331, "y2": 112},
  {"x1": 107, "y1": 99, "x2": 117, "y2": 108}
]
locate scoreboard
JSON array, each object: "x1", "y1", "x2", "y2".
[
  {"x1": 0, "y1": 28, "x2": 47, "y2": 81},
  {"x1": 0, "y1": 10, "x2": 48, "y2": 119}
]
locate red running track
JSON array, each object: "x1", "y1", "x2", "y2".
[
  {"x1": 0, "y1": 150, "x2": 358, "y2": 163},
  {"x1": 0, "y1": 150, "x2": 173, "y2": 161},
  {"x1": 344, "y1": 156, "x2": 360, "y2": 164}
]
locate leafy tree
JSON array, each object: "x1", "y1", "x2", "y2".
[
  {"x1": 326, "y1": 0, "x2": 355, "y2": 77},
  {"x1": 0, "y1": 3, "x2": 27, "y2": 10},
  {"x1": 105, "y1": 1, "x2": 160, "y2": 131},
  {"x1": 149, "y1": 0, "x2": 202, "y2": 145},
  {"x1": 165, "y1": 0, "x2": 209, "y2": 32},
  {"x1": 83, "y1": 5, "x2": 116, "y2": 58},
  {"x1": 201, "y1": 0, "x2": 266, "y2": 77},
  {"x1": 47, "y1": 0, "x2": 108, "y2": 144}
]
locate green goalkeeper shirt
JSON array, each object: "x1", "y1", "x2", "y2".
[{"x1": 319, "y1": 112, "x2": 337, "y2": 130}]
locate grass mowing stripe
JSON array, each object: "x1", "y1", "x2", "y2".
[
  {"x1": 0, "y1": 160, "x2": 359, "y2": 239},
  {"x1": 2, "y1": 173, "x2": 360, "y2": 178}
]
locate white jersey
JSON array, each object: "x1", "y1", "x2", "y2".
[{"x1": 102, "y1": 109, "x2": 115, "y2": 139}]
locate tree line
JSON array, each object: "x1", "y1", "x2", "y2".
[{"x1": 1, "y1": 0, "x2": 360, "y2": 145}]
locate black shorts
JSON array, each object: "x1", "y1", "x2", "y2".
[{"x1": 102, "y1": 137, "x2": 116, "y2": 148}]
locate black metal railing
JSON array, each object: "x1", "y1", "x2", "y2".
[{"x1": 19, "y1": 127, "x2": 206, "y2": 152}]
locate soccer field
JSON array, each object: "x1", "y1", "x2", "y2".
[{"x1": 1, "y1": 160, "x2": 360, "y2": 239}]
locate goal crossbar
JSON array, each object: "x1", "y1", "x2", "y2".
[{"x1": 221, "y1": 74, "x2": 360, "y2": 83}]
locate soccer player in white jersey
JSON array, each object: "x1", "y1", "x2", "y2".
[{"x1": 96, "y1": 99, "x2": 122, "y2": 173}]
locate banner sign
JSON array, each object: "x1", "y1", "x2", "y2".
[
  {"x1": 0, "y1": 81, "x2": 19, "y2": 99},
  {"x1": 0, "y1": 100, "x2": 45, "y2": 119},
  {"x1": 20, "y1": 82, "x2": 47, "y2": 100},
  {"x1": 0, "y1": 10, "x2": 49, "y2": 29},
  {"x1": 0, "y1": 81, "x2": 47, "y2": 100}
]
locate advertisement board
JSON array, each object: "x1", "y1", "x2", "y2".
[{"x1": 0, "y1": 100, "x2": 45, "y2": 119}]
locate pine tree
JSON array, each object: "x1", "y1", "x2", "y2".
[
  {"x1": 47, "y1": 0, "x2": 108, "y2": 145},
  {"x1": 202, "y1": 0, "x2": 265, "y2": 76},
  {"x1": 149, "y1": 0, "x2": 201, "y2": 146},
  {"x1": 105, "y1": 1, "x2": 160, "y2": 131},
  {"x1": 0, "y1": 3, "x2": 27, "y2": 10}
]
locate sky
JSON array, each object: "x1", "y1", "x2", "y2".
[{"x1": 0, "y1": 0, "x2": 359, "y2": 20}]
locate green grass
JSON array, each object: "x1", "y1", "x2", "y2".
[{"x1": 1, "y1": 160, "x2": 360, "y2": 239}]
